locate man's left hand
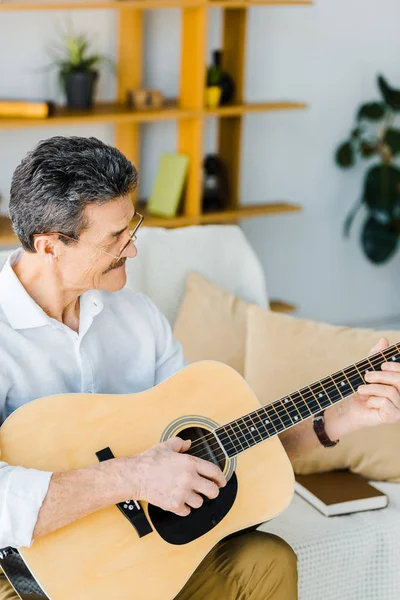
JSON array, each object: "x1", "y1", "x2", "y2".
[{"x1": 325, "y1": 337, "x2": 400, "y2": 440}]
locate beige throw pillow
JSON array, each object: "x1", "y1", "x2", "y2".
[
  {"x1": 245, "y1": 305, "x2": 400, "y2": 482},
  {"x1": 173, "y1": 271, "x2": 250, "y2": 375}
]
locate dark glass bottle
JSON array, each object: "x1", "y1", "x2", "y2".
[
  {"x1": 212, "y1": 50, "x2": 235, "y2": 105},
  {"x1": 202, "y1": 154, "x2": 230, "y2": 213}
]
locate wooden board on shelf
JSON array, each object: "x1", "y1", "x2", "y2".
[
  {"x1": 0, "y1": 101, "x2": 197, "y2": 130},
  {"x1": 198, "y1": 202, "x2": 301, "y2": 223},
  {"x1": 206, "y1": 102, "x2": 308, "y2": 116},
  {"x1": 0, "y1": 101, "x2": 307, "y2": 130},
  {"x1": 0, "y1": 0, "x2": 313, "y2": 12}
]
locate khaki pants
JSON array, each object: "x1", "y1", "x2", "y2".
[{"x1": 0, "y1": 531, "x2": 297, "y2": 600}]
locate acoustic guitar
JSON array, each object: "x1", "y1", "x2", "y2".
[{"x1": 1, "y1": 344, "x2": 398, "y2": 600}]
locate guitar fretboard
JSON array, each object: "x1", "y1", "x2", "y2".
[{"x1": 215, "y1": 343, "x2": 400, "y2": 458}]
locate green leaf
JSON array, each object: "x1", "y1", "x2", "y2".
[
  {"x1": 361, "y1": 216, "x2": 398, "y2": 264},
  {"x1": 48, "y1": 29, "x2": 115, "y2": 76},
  {"x1": 363, "y1": 164, "x2": 400, "y2": 222},
  {"x1": 357, "y1": 102, "x2": 386, "y2": 121},
  {"x1": 335, "y1": 141, "x2": 354, "y2": 168},
  {"x1": 384, "y1": 128, "x2": 400, "y2": 155}
]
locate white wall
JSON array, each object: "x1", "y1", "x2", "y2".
[
  {"x1": 1, "y1": 1, "x2": 400, "y2": 328},
  {"x1": 241, "y1": 0, "x2": 400, "y2": 329}
]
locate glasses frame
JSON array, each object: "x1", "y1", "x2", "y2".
[{"x1": 35, "y1": 212, "x2": 144, "y2": 263}]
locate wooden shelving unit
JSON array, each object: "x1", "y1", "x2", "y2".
[
  {"x1": 0, "y1": 0, "x2": 309, "y2": 226},
  {"x1": 1, "y1": 0, "x2": 309, "y2": 312},
  {"x1": 0, "y1": 1, "x2": 313, "y2": 12},
  {"x1": 0, "y1": 101, "x2": 307, "y2": 130}
]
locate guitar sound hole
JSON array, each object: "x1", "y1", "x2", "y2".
[
  {"x1": 148, "y1": 426, "x2": 237, "y2": 545},
  {"x1": 180, "y1": 426, "x2": 226, "y2": 472}
]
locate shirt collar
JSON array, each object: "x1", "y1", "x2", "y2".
[{"x1": 0, "y1": 248, "x2": 104, "y2": 330}]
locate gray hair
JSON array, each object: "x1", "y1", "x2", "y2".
[{"x1": 9, "y1": 136, "x2": 138, "y2": 252}]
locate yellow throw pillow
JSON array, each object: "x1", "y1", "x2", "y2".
[
  {"x1": 173, "y1": 272, "x2": 249, "y2": 375},
  {"x1": 245, "y1": 305, "x2": 400, "y2": 482}
]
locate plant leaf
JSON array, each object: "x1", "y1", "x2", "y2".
[
  {"x1": 361, "y1": 215, "x2": 398, "y2": 264},
  {"x1": 357, "y1": 102, "x2": 386, "y2": 121},
  {"x1": 335, "y1": 141, "x2": 355, "y2": 168},
  {"x1": 363, "y1": 164, "x2": 400, "y2": 222}
]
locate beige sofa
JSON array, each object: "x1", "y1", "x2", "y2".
[{"x1": 128, "y1": 225, "x2": 400, "y2": 600}]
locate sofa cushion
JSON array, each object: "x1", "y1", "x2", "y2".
[
  {"x1": 173, "y1": 271, "x2": 250, "y2": 375},
  {"x1": 245, "y1": 305, "x2": 400, "y2": 482},
  {"x1": 128, "y1": 225, "x2": 268, "y2": 325}
]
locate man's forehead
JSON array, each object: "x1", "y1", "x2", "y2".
[{"x1": 85, "y1": 198, "x2": 135, "y2": 234}]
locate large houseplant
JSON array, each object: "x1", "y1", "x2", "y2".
[
  {"x1": 335, "y1": 74, "x2": 400, "y2": 264},
  {"x1": 51, "y1": 32, "x2": 113, "y2": 110}
]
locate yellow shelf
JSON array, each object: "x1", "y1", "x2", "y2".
[
  {"x1": 197, "y1": 202, "x2": 301, "y2": 223},
  {"x1": 0, "y1": 0, "x2": 313, "y2": 11},
  {"x1": 206, "y1": 101, "x2": 307, "y2": 116},
  {"x1": 0, "y1": 101, "x2": 307, "y2": 130},
  {"x1": 0, "y1": 101, "x2": 198, "y2": 130},
  {"x1": 0, "y1": 203, "x2": 301, "y2": 245}
]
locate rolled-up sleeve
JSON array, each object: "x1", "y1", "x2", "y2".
[{"x1": 0, "y1": 463, "x2": 52, "y2": 549}]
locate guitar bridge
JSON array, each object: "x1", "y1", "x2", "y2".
[{"x1": 96, "y1": 447, "x2": 152, "y2": 538}]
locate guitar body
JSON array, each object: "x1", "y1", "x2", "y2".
[{"x1": 0, "y1": 361, "x2": 294, "y2": 600}]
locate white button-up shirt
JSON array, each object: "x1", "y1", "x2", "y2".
[{"x1": 0, "y1": 249, "x2": 187, "y2": 549}]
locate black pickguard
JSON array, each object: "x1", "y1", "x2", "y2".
[{"x1": 148, "y1": 472, "x2": 238, "y2": 545}]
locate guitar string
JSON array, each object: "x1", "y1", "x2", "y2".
[
  {"x1": 187, "y1": 346, "x2": 399, "y2": 456},
  {"x1": 184, "y1": 346, "x2": 400, "y2": 462},
  {"x1": 186, "y1": 346, "x2": 400, "y2": 460}
]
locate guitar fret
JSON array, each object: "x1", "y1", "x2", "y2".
[
  {"x1": 357, "y1": 359, "x2": 371, "y2": 378},
  {"x1": 341, "y1": 367, "x2": 357, "y2": 393},
  {"x1": 331, "y1": 371, "x2": 352, "y2": 399},
  {"x1": 234, "y1": 418, "x2": 254, "y2": 448},
  {"x1": 299, "y1": 387, "x2": 320, "y2": 413},
  {"x1": 230, "y1": 421, "x2": 250, "y2": 450},
  {"x1": 310, "y1": 381, "x2": 332, "y2": 409},
  {"x1": 217, "y1": 425, "x2": 243, "y2": 457},
  {"x1": 280, "y1": 397, "x2": 302, "y2": 422},
  {"x1": 243, "y1": 414, "x2": 263, "y2": 444},
  {"x1": 288, "y1": 391, "x2": 312, "y2": 418},
  {"x1": 263, "y1": 405, "x2": 285, "y2": 432},
  {"x1": 258, "y1": 407, "x2": 281, "y2": 436},
  {"x1": 271, "y1": 401, "x2": 293, "y2": 428},
  {"x1": 307, "y1": 385, "x2": 324, "y2": 412},
  {"x1": 251, "y1": 409, "x2": 276, "y2": 439}
]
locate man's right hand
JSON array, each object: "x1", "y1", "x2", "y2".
[{"x1": 121, "y1": 437, "x2": 227, "y2": 517}]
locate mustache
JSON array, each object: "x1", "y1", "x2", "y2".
[{"x1": 103, "y1": 256, "x2": 126, "y2": 275}]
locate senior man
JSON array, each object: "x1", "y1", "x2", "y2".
[{"x1": 0, "y1": 136, "x2": 399, "y2": 600}]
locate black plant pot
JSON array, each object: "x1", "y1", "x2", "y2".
[{"x1": 64, "y1": 70, "x2": 98, "y2": 110}]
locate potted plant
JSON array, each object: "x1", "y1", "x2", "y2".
[
  {"x1": 335, "y1": 74, "x2": 400, "y2": 264},
  {"x1": 51, "y1": 32, "x2": 113, "y2": 110}
]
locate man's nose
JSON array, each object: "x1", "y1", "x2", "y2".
[{"x1": 124, "y1": 240, "x2": 137, "y2": 259}]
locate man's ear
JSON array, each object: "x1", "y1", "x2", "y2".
[{"x1": 33, "y1": 234, "x2": 59, "y2": 261}]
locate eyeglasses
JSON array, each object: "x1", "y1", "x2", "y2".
[{"x1": 36, "y1": 212, "x2": 144, "y2": 262}]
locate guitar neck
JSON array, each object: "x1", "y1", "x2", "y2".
[{"x1": 214, "y1": 342, "x2": 400, "y2": 459}]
